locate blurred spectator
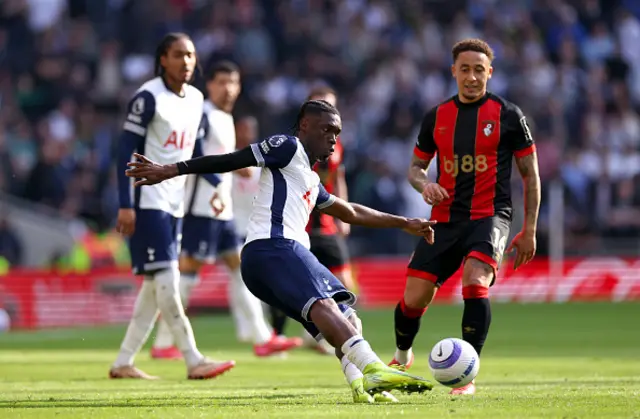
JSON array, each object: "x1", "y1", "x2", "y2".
[
  {"x1": 1, "y1": 0, "x2": 640, "y2": 263},
  {"x1": 0, "y1": 215, "x2": 22, "y2": 266}
]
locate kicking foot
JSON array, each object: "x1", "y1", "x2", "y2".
[
  {"x1": 187, "y1": 358, "x2": 236, "y2": 380},
  {"x1": 254, "y1": 335, "x2": 302, "y2": 357},
  {"x1": 449, "y1": 381, "x2": 476, "y2": 395},
  {"x1": 150, "y1": 346, "x2": 182, "y2": 360},
  {"x1": 363, "y1": 362, "x2": 433, "y2": 395},
  {"x1": 109, "y1": 365, "x2": 159, "y2": 380}
]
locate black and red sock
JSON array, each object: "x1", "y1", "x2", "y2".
[
  {"x1": 269, "y1": 305, "x2": 288, "y2": 336},
  {"x1": 461, "y1": 285, "x2": 491, "y2": 356},
  {"x1": 394, "y1": 297, "x2": 427, "y2": 351}
]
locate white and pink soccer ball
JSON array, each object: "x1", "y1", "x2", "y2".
[{"x1": 428, "y1": 338, "x2": 480, "y2": 388}]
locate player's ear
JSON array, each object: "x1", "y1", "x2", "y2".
[
  {"x1": 451, "y1": 64, "x2": 456, "y2": 79},
  {"x1": 488, "y1": 65, "x2": 493, "y2": 79}
]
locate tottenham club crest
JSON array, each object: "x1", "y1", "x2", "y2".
[{"x1": 482, "y1": 121, "x2": 495, "y2": 137}]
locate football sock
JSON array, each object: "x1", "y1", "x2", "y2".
[
  {"x1": 154, "y1": 267, "x2": 203, "y2": 368},
  {"x1": 114, "y1": 277, "x2": 158, "y2": 367},
  {"x1": 269, "y1": 305, "x2": 288, "y2": 336},
  {"x1": 461, "y1": 285, "x2": 491, "y2": 356},
  {"x1": 153, "y1": 272, "x2": 198, "y2": 349},
  {"x1": 230, "y1": 281, "x2": 252, "y2": 342},
  {"x1": 341, "y1": 335, "x2": 383, "y2": 372},
  {"x1": 393, "y1": 298, "x2": 426, "y2": 363},
  {"x1": 341, "y1": 355, "x2": 363, "y2": 384},
  {"x1": 228, "y1": 267, "x2": 272, "y2": 344}
]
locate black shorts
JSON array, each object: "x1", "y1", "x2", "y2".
[
  {"x1": 407, "y1": 215, "x2": 511, "y2": 287},
  {"x1": 309, "y1": 234, "x2": 350, "y2": 271}
]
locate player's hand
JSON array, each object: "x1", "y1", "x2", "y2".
[
  {"x1": 422, "y1": 183, "x2": 449, "y2": 206},
  {"x1": 116, "y1": 209, "x2": 136, "y2": 237},
  {"x1": 209, "y1": 191, "x2": 225, "y2": 217},
  {"x1": 126, "y1": 153, "x2": 178, "y2": 186},
  {"x1": 507, "y1": 231, "x2": 536, "y2": 271},
  {"x1": 403, "y1": 218, "x2": 436, "y2": 244},
  {"x1": 235, "y1": 167, "x2": 252, "y2": 178},
  {"x1": 336, "y1": 220, "x2": 350, "y2": 236}
]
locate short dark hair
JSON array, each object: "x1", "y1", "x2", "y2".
[
  {"x1": 292, "y1": 100, "x2": 340, "y2": 135},
  {"x1": 306, "y1": 85, "x2": 337, "y2": 101},
  {"x1": 452, "y1": 38, "x2": 494, "y2": 62},
  {"x1": 154, "y1": 32, "x2": 199, "y2": 82},
  {"x1": 207, "y1": 60, "x2": 240, "y2": 81}
]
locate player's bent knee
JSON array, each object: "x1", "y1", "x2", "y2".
[
  {"x1": 404, "y1": 276, "x2": 437, "y2": 308},
  {"x1": 462, "y1": 256, "x2": 494, "y2": 289},
  {"x1": 221, "y1": 251, "x2": 241, "y2": 270},
  {"x1": 179, "y1": 255, "x2": 202, "y2": 274}
]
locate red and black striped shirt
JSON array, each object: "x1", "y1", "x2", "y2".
[
  {"x1": 414, "y1": 92, "x2": 535, "y2": 223},
  {"x1": 307, "y1": 136, "x2": 344, "y2": 235}
]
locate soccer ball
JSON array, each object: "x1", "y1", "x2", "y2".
[{"x1": 428, "y1": 338, "x2": 479, "y2": 388}]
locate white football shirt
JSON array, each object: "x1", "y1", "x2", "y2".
[
  {"x1": 185, "y1": 100, "x2": 236, "y2": 220},
  {"x1": 232, "y1": 166, "x2": 261, "y2": 238},
  {"x1": 123, "y1": 77, "x2": 204, "y2": 217},
  {"x1": 245, "y1": 135, "x2": 336, "y2": 248}
]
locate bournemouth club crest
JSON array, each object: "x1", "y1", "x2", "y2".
[{"x1": 482, "y1": 121, "x2": 495, "y2": 137}]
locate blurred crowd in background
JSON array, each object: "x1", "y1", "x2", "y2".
[{"x1": 1, "y1": 0, "x2": 640, "y2": 267}]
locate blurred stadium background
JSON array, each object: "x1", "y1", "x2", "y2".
[{"x1": 0, "y1": 0, "x2": 639, "y2": 331}]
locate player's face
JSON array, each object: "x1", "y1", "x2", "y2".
[
  {"x1": 161, "y1": 38, "x2": 197, "y2": 84},
  {"x1": 451, "y1": 51, "x2": 493, "y2": 102},
  {"x1": 308, "y1": 93, "x2": 337, "y2": 107},
  {"x1": 207, "y1": 71, "x2": 241, "y2": 112},
  {"x1": 306, "y1": 112, "x2": 341, "y2": 162}
]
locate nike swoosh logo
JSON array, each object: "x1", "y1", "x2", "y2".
[{"x1": 437, "y1": 345, "x2": 443, "y2": 357}]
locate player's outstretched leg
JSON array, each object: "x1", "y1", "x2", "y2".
[
  {"x1": 110, "y1": 277, "x2": 160, "y2": 379},
  {"x1": 391, "y1": 275, "x2": 437, "y2": 369},
  {"x1": 310, "y1": 299, "x2": 433, "y2": 395},
  {"x1": 154, "y1": 266, "x2": 235, "y2": 379},
  {"x1": 452, "y1": 258, "x2": 493, "y2": 395},
  {"x1": 151, "y1": 271, "x2": 198, "y2": 360}
]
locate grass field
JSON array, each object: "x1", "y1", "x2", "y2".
[{"x1": 0, "y1": 302, "x2": 639, "y2": 418}]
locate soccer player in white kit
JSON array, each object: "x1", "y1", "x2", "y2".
[
  {"x1": 111, "y1": 33, "x2": 235, "y2": 380},
  {"x1": 125, "y1": 100, "x2": 436, "y2": 402},
  {"x1": 150, "y1": 62, "x2": 301, "y2": 359}
]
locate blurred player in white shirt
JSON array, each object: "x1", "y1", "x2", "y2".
[
  {"x1": 150, "y1": 62, "x2": 301, "y2": 358},
  {"x1": 111, "y1": 33, "x2": 235, "y2": 380}
]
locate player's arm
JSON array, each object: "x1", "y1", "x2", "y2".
[
  {"x1": 191, "y1": 114, "x2": 221, "y2": 187},
  {"x1": 316, "y1": 185, "x2": 435, "y2": 242},
  {"x1": 506, "y1": 105, "x2": 541, "y2": 270},
  {"x1": 115, "y1": 91, "x2": 155, "y2": 236},
  {"x1": 126, "y1": 135, "x2": 297, "y2": 186},
  {"x1": 409, "y1": 108, "x2": 449, "y2": 205}
]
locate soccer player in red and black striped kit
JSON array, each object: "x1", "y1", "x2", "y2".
[
  {"x1": 268, "y1": 86, "x2": 355, "y2": 354},
  {"x1": 390, "y1": 39, "x2": 541, "y2": 395}
]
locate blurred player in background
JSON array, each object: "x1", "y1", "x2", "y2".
[
  {"x1": 390, "y1": 39, "x2": 541, "y2": 395},
  {"x1": 150, "y1": 61, "x2": 300, "y2": 358},
  {"x1": 268, "y1": 86, "x2": 353, "y2": 354},
  {"x1": 112, "y1": 33, "x2": 235, "y2": 380},
  {"x1": 125, "y1": 99, "x2": 436, "y2": 403},
  {"x1": 228, "y1": 116, "x2": 260, "y2": 341}
]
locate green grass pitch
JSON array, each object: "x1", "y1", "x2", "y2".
[{"x1": 1, "y1": 302, "x2": 639, "y2": 418}]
